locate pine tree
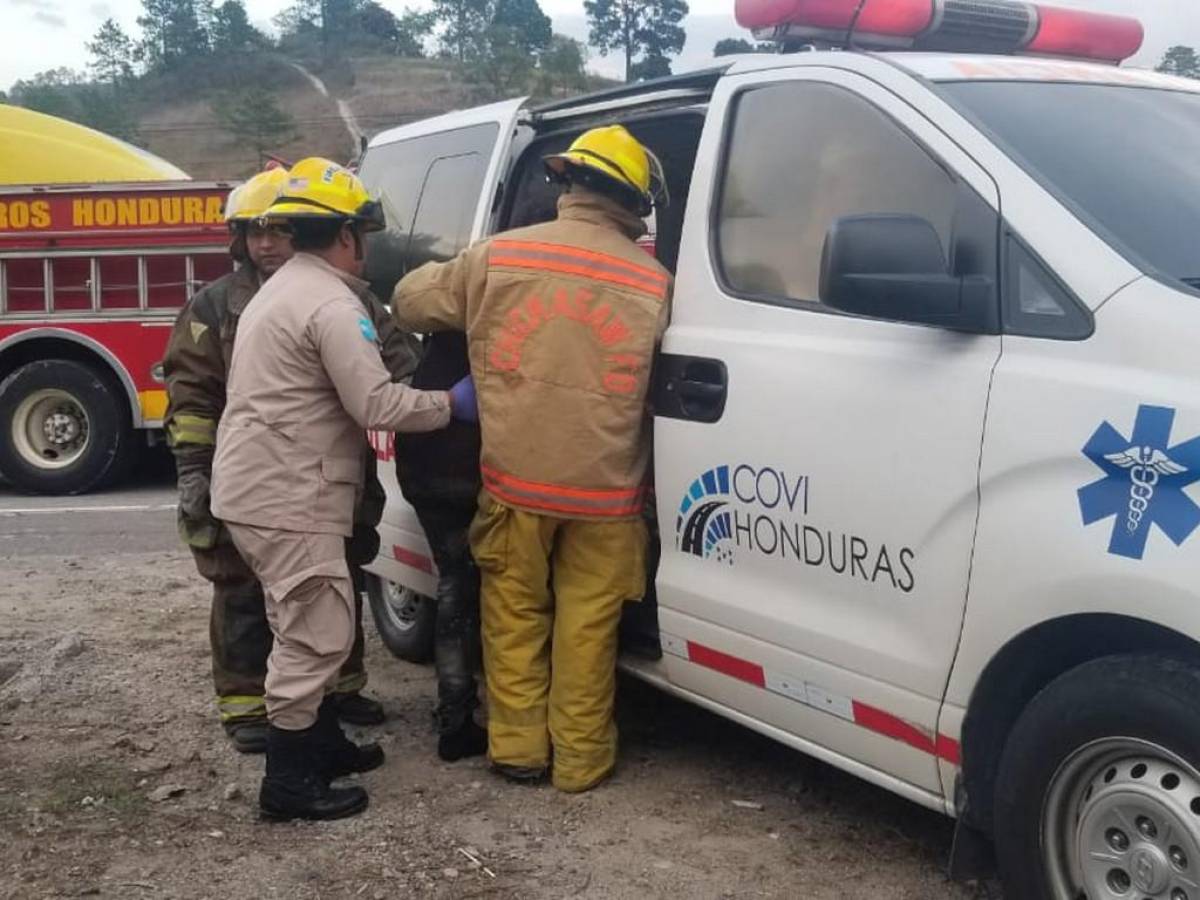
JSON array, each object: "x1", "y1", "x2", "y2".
[
  {"x1": 536, "y1": 34, "x2": 588, "y2": 96},
  {"x1": 212, "y1": 87, "x2": 298, "y2": 169},
  {"x1": 585, "y1": 0, "x2": 688, "y2": 83},
  {"x1": 493, "y1": 0, "x2": 552, "y2": 55},
  {"x1": 209, "y1": 1, "x2": 266, "y2": 54},
  {"x1": 433, "y1": 0, "x2": 492, "y2": 63},
  {"x1": 137, "y1": 0, "x2": 210, "y2": 70},
  {"x1": 87, "y1": 18, "x2": 137, "y2": 84}
]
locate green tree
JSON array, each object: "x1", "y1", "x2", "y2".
[
  {"x1": 1157, "y1": 45, "x2": 1200, "y2": 79},
  {"x1": 274, "y1": 0, "x2": 320, "y2": 35},
  {"x1": 714, "y1": 37, "x2": 757, "y2": 56},
  {"x1": 11, "y1": 69, "x2": 139, "y2": 142},
  {"x1": 212, "y1": 87, "x2": 298, "y2": 167},
  {"x1": 10, "y1": 69, "x2": 84, "y2": 122},
  {"x1": 493, "y1": 0, "x2": 552, "y2": 54},
  {"x1": 585, "y1": 0, "x2": 688, "y2": 83},
  {"x1": 433, "y1": 0, "x2": 492, "y2": 62},
  {"x1": 537, "y1": 34, "x2": 588, "y2": 95},
  {"x1": 138, "y1": 0, "x2": 211, "y2": 70},
  {"x1": 472, "y1": 24, "x2": 535, "y2": 97},
  {"x1": 209, "y1": 1, "x2": 267, "y2": 54},
  {"x1": 87, "y1": 18, "x2": 137, "y2": 84},
  {"x1": 629, "y1": 50, "x2": 671, "y2": 80},
  {"x1": 394, "y1": 8, "x2": 437, "y2": 57}
]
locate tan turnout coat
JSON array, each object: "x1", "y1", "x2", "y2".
[{"x1": 392, "y1": 192, "x2": 671, "y2": 521}]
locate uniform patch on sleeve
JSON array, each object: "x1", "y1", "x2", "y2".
[
  {"x1": 358, "y1": 317, "x2": 378, "y2": 342},
  {"x1": 190, "y1": 321, "x2": 209, "y2": 343}
]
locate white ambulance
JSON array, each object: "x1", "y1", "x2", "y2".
[{"x1": 359, "y1": 2, "x2": 1200, "y2": 896}]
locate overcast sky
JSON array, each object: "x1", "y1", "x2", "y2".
[{"x1": 3, "y1": 0, "x2": 1199, "y2": 90}]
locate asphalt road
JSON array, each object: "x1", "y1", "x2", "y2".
[{"x1": 0, "y1": 448, "x2": 179, "y2": 557}]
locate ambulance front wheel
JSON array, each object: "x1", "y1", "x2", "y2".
[
  {"x1": 364, "y1": 572, "x2": 435, "y2": 663},
  {"x1": 0, "y1": 359, "x2": 132, "y2": 495},
  {"x1": 994, "y1": 654, "x2": 1200, "y2": 900}
]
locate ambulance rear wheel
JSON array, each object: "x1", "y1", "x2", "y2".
[
  {"x1": 994, "y1": 655, "x2": 1200, "y2": 900},
  {"x1": 0, "y1": 359, "x2": 132, "y2": 495}
]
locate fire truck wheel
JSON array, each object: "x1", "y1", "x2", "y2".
[
  {"x1": 364, "y1": 572, "x2": 435, "y2": 663},
  {"x1": 0, "y1": 359, "x2": 132, "y2": 495},
  {"x1": 993, "y1": 654, "x2": 1200, "y2": 900}
]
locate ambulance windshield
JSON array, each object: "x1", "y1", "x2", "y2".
[{"x1": 941, "y1": 80, "x2": 1200, "y2": 291}]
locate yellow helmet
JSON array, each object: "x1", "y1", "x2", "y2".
[
  {"x1": 224, "y1": 166, "x2": 290, "y2": 223},
  {"x1": 265, "y1": 157, "x2": 385, "y2": 232},
  {"x1": 544, "y1": 125, "x2": 667, "y2": 216}
]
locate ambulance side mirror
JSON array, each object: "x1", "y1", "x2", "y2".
[{"x1": 819, "y1": 214, "x2": 995, "y2": 333}]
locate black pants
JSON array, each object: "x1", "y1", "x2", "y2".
[{"x1": 414, "y1": 503, "x2": 481, "y2": 732}]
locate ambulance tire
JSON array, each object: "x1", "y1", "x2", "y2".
[
  {"x1": 993, "y1": 654, "x2": 1200, "y2": 900},
  {"x1": 364, "y1": 572, "x2": 436, "y2": 663},
  {"x1": 0, "y1": 359, "x2": 132, "y2": 495}
]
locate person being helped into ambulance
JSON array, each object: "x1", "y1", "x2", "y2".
[
  {"x1": 210, "y1": 158, "x2": 475, "y2": 821},
  {"x1": 392, "y1": 126, "x2": 671, "y2": 792},
  {"x1": 395, "y1": 330, "x2": 488, "y2": 763},
  {"x1": 163, "y1": 168, "x2": 415, "y2": 757}
]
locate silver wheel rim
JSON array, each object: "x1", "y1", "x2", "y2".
[
  {"x1": 1042, "y1": 737, "x2": 1200, "y2": 900},
  {"x1": 10, "y1": 388, "x2": 91, "y2": 471},
  {"x1": 379, "y1": 580, "x2": 423, "y2": 634}
]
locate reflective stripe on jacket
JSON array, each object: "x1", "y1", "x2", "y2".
[{"x1": 392, "y1": 191, "x2": 672, "y2": 520}]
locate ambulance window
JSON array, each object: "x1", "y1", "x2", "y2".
[
  {"x1": 407, "y1": 152, "x2": 490, "y2": 270},
  {"x1": 98, "y1": 256, "x2": 140, "y2": 310},
  {"x1": 52, "y1": 257, "x2": 92, "y2": 312},
  {"x1": 1004, "y1": 237, "x2": 1092, "y2": 339},
  {"x1": 715, "y1": 82, "x2": 958, "y2": 307},
  {"x1": 4, "y1": 258, "x2": 47, "y2": 314},
  {"x1": 359, "y1": 122, "x2": 499, "y2": 300}
]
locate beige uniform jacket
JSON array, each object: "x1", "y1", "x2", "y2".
[
  {"x1": 212, "y1": 252, "x2": 451, "y2": 537},
  {"x1": 392, "y1": 192, "x2": 671, "y2": 521}
]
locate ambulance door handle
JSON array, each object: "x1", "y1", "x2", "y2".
[{"x1": 654, "y1": 354, "x2": 727, "y2": 424}]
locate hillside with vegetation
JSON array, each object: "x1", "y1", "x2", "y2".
[{"x1": 1, "y1": 0, "x2": 626, "y2": 181}]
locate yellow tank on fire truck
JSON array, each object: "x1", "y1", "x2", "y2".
[{"x1": 0, "y1": 106, "x2": 233, "y2": 493}]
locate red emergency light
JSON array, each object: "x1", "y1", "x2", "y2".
[{"x1": 735, "y1": 0, "x2": 1144, "y2": 64}]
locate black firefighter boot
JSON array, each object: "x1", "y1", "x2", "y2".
[
  {"x1": 317, "y1": 696, "x2": 385, "y2": 780},
  {"x1": 436, "y1": 700, "x2": 487, "y2": 762},
  {"x1": 432, "y1": 560, "x2": 488, "y2": 762},
  {"x1": 259, "y1": 723, "x2": 368, "y2": 822}
]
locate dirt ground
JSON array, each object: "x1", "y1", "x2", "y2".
[{"x1": 0, "y1": 548, "x2": 994, "y2": 899}]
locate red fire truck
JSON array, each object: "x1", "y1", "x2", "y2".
[{"x1": 0, "y1": 181, "x2": 233, "y2": 494}]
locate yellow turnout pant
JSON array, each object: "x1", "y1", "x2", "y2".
[{"x1": 469, "y1": 493, "x2": 646, "y2": 792}]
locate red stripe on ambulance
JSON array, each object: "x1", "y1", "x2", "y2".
[{"x1": 666, "y1": 635, "x2": 961, "y2": 765}]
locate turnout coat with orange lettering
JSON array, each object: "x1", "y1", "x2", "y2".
[{"x1": 392, "y1": 190, "x2": 672, "y2": 521}]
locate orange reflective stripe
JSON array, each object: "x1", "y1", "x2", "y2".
[
  {"x1": 492, "y1": 239, "x2": 668, "y2": 285},
  {"x1": 482, "y1": 465, "x2": 644, "y2": 518},
  {"x1": 489, "y1": 240, "x2": 668, "y2": 301}
]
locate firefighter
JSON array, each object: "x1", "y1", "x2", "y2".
[
  {"x1": 163, "y1": 169, "x2": 413, "y2": 757},
  {"x1": 209, "y1": 158, "x2": 473, "y2": 821},
  {"x1": 392, "y1": 126, "x2": 671, "y2": 792}
]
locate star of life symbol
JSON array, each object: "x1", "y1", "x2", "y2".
[{"x1": 1078, "y1": 405, "x2": 1200, "y2": 560}]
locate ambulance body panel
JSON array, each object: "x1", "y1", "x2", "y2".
[{"x1": 363, "y1": 8, "x2": 1200, "y2": 890}]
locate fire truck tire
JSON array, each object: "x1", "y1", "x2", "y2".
[
  {"x1": 0, "y1": 359, "x2": 133, "y2": 495},
  {"x1": 364, "y1": 572, "x2": 436, "y2": 663},
  {"x1": 993, "y1": 654, "x2": 1200, "y2": 900}
]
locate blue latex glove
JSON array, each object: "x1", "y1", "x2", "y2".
[{"x1": 448, "y1": 374, "x2": 478, "y2": 423}]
